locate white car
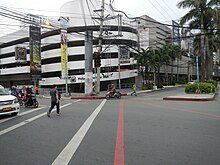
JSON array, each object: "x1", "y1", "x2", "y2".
[
  {"x1": 0, "y1": 85, "x2": 20, "y2": 116},
  {"x1": 188, "y1": 80, "x2": 197, "y2": 84}
]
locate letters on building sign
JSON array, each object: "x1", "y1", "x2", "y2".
[
  {"x1": 77, "y1": 73, "x2": 114, "y2": 81},
  {"x1": 120, "y1": 59, "x2": 130, "y2": 64}
]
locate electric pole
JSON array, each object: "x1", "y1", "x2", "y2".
[
  {"x1": 93, "y1": 1, "x2": 123, "y2": 93},
  {"x1": 95, "y1": 0, "x2": 105, "y2": 94}
]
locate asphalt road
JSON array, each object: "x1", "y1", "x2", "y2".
[{"x1": 1, "y1": 86, "x2": 220, "y2": 165}]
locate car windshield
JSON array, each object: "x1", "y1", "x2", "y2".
[{"x1": 0, "y1": 87, "x2": 8, "y2": 95}]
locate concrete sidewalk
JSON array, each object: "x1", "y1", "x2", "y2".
[{"x1": 70, "y1": 86, "x2": 216, "y2": 101}]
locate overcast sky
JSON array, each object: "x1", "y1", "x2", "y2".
[{"x1": 0, "y1": 0, "x2": 189, "y2": 37}]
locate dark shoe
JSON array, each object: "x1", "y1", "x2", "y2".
[{"x1": 47, "y1": 112, "x2": 50, "y2": 117}]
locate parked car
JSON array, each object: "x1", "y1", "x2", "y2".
[{"x1": 0, "y1": 85, "x2": 20, "y2": 116}]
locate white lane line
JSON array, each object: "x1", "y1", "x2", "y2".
[
  {"x1": 0, "y1": 100, "x2": 81, "y2": 124},
  {"x1": 52, "y1": 99, "x2": 107, "y2": 165},
  {"x1": 0, "y1": 103, "x2": 72, "y2": 136},
  {"x1": 19, "y1": 106, "x2": 47, "y2": 116},
  {"x1": 0, "y1": 106, "x2": 46, "y2": 124},
  {"x1": 73, "y1": 100, "x2": 81, "y2": 103}
]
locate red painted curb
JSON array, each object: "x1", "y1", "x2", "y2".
[
  {"x1": 71, "y1": 93, "x2": 128, "y2": 100},
  {"x1": 71, "y1": 96, "x2": 105, "y2": 100}
]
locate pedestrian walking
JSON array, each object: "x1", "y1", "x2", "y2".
[
  {"x1": 131, "y1": 84, "x2": 137, "y2": 96},
  {"x1": 47, "y1": 85, "x2": 60, "y2": 117}
]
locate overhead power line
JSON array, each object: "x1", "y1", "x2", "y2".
[
  {"x1": 109, "y1": 1, "x2": 219, "y2": 31},
  {"x1": 148, "y1": 0, "x2": 170, "y2": 21}
]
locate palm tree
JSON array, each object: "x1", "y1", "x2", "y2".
[
  {"x1": 155, "y1": 48, "x2": 171, "y2": 85},
  {"x1": 173, "y1": 44, "x2": 185, "y2": 81},
  {"x1": 177, "y1": 0, "x2": 217, "y2": 80},
  {"x1": 161, "y1": 43, "x2": 183, "y2": 83},
  {"x1": 134, "y1": 48, "x2": 151, "y2": 85},
  {"x1": 213, "y1": 6, "x2": 220, "y2": 64}
]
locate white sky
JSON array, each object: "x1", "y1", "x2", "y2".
[{"x1": 0, "y1": 0, "x2": 189, "y2": 37}]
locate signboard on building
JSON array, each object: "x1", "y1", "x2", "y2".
[
  {"x1": 29, "y1": 26, "x2": 41, "y2": 80},
  {"x1": 119, "y1": 46, "x2": 130, "y2": 64},
  {"x1": 138, "y1": 25, "x2": 149, "y2": 50},
  {"x1": 61, "y1": 30, "x2": 68, "y2": 78},
  {"x1": 15, "y1": 47, "x2": 27, "y2": 63},
  {"x1": 189, "y1": 32, "x2": 194, "y2": 57},
  {"x1": 172, "y1": 20, "x2": 180, "y2": 46}
]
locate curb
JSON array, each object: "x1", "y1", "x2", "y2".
[
  {"x1": 163, "y1": 97, "x2": 214, "y2": 101},
  {"x1": 70, "y1": 87, "x2": 174, "y2": 100},
  {"x1": 163, "y1": 94, "x2": 215, "y2": 101},
  {"x1": 71, "y1": 96, "x2": 105, "y2": 100},
  {"x1": 71, "y1": 93, "x2": 128, "y2": 100}
]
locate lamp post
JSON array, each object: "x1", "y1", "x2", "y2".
[
  {"x1": 196, "y1": 55, "x2": 200, "y2": 91},
  {"x1": 118, "y1": 46, "x2": 121, "y2": 90}
]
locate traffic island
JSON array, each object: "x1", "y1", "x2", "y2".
[{"x1": 163, "y1": 93, "x2": 215, "y2": 101}]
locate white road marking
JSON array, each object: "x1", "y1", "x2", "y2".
[
  {"x1": 52, "y1": 99, "x2": 107, "y2": 165},
  {"x1": 73, "y1": 100, "x2": 81, "y2": 103},
  {"x1": 19, "y1": 106, "x2": 47, "y2": 116},
  {"x1": 0, "y1": 103, "x2": 72, "y2": 136},
  {"x1": 0, "y1": 106, "x2": 46, "y2": 124},
  {"x1": 0, "y1": 99, "x2": 81, "y2": 124}
]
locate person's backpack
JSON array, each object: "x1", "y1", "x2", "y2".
[
  {"x1": 11, "y1": 90, "x2": 18, "y2": 97},
  {"x1": 58, "y1": 92, "x2": 61, "y2": 99}
]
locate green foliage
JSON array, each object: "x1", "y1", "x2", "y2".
[
  {"x1": 185, "y1": 82, "x2": 216, "y2": 94},
  {"x1": 142, "y1": 83, "x2": 153, "y2": 90},
  {"x1": 168, "y1": 81, "x2": 176, "y2": 86},
  {"x1": 157, "y1": 84, "x2": 164, "y2": 88},
  {"x1": 185, "y1": 83, "x2": 198, "y2": 93},
  {"x1": 204, "y1": 80, "x2": 217, "y2": 87},
  {"x1": 175, "y1": 80, "x2": 187, "y2": 85}
]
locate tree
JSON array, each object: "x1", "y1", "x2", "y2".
[
  {"x1": 177, "y1": 0, "x2": 218, "y2": 80},
  {"x1": 151, "y1": 48, "x2": 170, "y2": 85},
  {"x1": 160, "y1": 43, "x2": 183, "y2": 83},
  {"x1": 134, "y1": 48, "x2": 151, "y2": 84}
]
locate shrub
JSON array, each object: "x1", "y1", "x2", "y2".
[
  {"x1": 185, "y1": 82, "x2": 216, "y2": 94},
  {"x1": 142, "y1": 83, "x2": 153, "y2": 90},
  {"x1": 185, "y1": 83, "x2": 198, "y2": 93},
  {"x1": 204, "y1": 80, "x2": 217, "y2": 87},
  {"x1": 175, "y1": 80, "x2": 187, "y2": 85},
  {"x1": 157, "y1": 84, "x2": 164, "y2": 88}
]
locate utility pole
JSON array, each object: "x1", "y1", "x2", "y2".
[
  {"x1": 196, "y1": 55, "x2": 200, "y2": 90},
  {"x1": 96, "y1": 0, "x2": 105, "y2": 94},
  {"x1": 200, "y1": 16, "x2": 205, "y2": 81},
  {"x1": 118, "y1": 15, "x2": 122, "y2": 90},
  {"x1": 85, "y1": 31, "x2": 93, "y2": 95},
  {"x1": 59, "y1": 16, "x2": 69, "y2": 96},
  {"x1": 118, "y1": 47, "x2": 121, "y2": 90},
  {"x1": 93, "y1": 1, "x2": 123, "y2": 93}
]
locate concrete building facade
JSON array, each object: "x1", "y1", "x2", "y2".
[{"x1": 0, "y1": 0, "x2": 138, "y2": 92}]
